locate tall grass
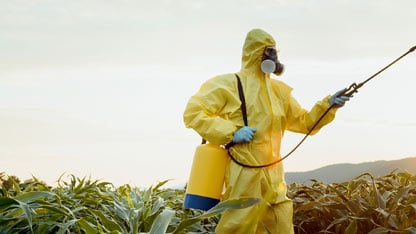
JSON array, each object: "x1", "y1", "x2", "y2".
[{"x1": 1, "y1": 170, "x2": 415, "y2": 233}]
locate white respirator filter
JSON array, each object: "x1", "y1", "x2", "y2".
[{"x1": 260, "y1": 59, "x2": 276, "y2": 74}]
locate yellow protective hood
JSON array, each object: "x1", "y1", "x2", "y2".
[{"x1": 241, "y1": 29, "x2": 277, "y2": 77}]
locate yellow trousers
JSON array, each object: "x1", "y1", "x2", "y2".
[{"x1": 215, "y1": 199, "x2": 294, "y2": 234}]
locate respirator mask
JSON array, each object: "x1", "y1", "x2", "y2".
[{"x1": 260, "y1": 46, "x2": 284, "y2": 75}]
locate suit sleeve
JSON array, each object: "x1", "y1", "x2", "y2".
[
  {"x1": 285, "y1": 93, "x2": 337, "y2": 135},
  {"x1": 183, "y1": 77, "x2": 238, "y2": 145}
]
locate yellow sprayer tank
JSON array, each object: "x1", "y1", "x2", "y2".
[{"x1": 183, "y1": 143, "x2": 229, "y2": 211}]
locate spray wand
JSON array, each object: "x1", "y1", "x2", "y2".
[{"x1": 340, "y1": 45, "x2": 416, "y2": 98}]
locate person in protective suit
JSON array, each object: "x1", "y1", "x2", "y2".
[{"x1": 183, "y1": 28, "x2": 350, "y2": 233}]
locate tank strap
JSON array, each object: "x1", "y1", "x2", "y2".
[{"x1": 235, "y1": 74, "x2": 248, "y2": 126}]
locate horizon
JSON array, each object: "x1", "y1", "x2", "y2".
[{"x1": 3, "y1": 155, "x2": 416, "y2": 188}]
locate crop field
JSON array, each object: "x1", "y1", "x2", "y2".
[{"x1": 1, "y1": 170, "x2": 415, "y2": 233}]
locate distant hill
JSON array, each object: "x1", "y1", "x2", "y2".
[
  {"x1": 170, "y1": 157, "x2": 416, "y2": 190},
  {"x1": 285, "y1": 157, "x2": 416, "y2": 184}
]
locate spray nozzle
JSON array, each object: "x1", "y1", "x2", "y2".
[{"x1": 340, "y1": 83, "x2": 362, "y2": 97}]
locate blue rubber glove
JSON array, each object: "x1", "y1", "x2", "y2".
[
  {"x1": 232, "y1": 126, "x2": 256, "y2": 143},
  {"x1": 329, "y1": 89, "x2": 351, "y2": 107}
]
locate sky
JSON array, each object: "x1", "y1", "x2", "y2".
[{"x1": 1, "y1": 0, "x2": 415, "y2": 187}]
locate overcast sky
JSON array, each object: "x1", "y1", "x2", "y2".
[{"x1": 1, "y1": 0, "x2": 415, "y2": 187}]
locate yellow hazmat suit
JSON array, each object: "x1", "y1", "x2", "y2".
[{"x1": 183, "y1": 29, "x2": 338, "y2": 233}]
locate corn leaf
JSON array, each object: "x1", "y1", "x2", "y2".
[
  {"x1": 0, "y1": 197, "x2": 18, "y2": 210},
  {"x1": 172, "y1": 197, "x2": 261, "y2": 234},
  {"x1": 57, "y1": 219, "x2": 77, "y2": 234},
  {"x1": 16, "y1": 200, "x2": 34, "y2": 233},
  {"x1": 14, "y1": 191, "x2": 55, "y2": 203},
  {"x1": 344, "y1": 220, "x2": 357, "y2": 234},
  {"x1": 77, "y1": 218, "x2": 98, "y2": 234},
  {"x1": 368, "y1": 227, "x2": 391, "y2": 234},
  {"x1": 148, "y1": 208, "x2": 175, "y2": 234}
]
